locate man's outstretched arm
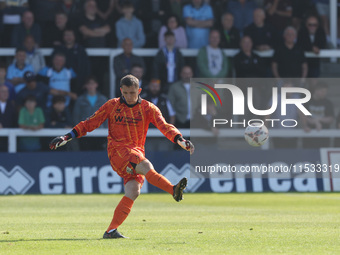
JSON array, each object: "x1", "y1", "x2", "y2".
[
  {"x1": 150, "y1": 105, "x2": 194, "y2": 154},
  {"x1": 49, "y1": 100, "x2": 112, "y2": 150}
]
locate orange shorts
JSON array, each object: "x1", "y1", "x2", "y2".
[{"x1": 108, "y1": 146, "x2": 145, "y2": 185}]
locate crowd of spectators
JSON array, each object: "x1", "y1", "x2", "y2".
[{"x1": 0, "y1": 0, "x2": 338, "y2": 151}]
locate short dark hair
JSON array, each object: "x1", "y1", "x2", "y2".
[
  {"x1": 16, "y1": 47, "x2": 26, "y2": 54},
  {"x1": 122, "y1": 1, "x2": 134, "y2": 9},
  {"x1": 53, "y1": 52, "x2": 66, "y2": 59},
  {"x1": 24, "y1": 94, "x2": 37, "y2": 103},
  {"x1": 120, "y1": 74, "x2": 139, "y2": 88},
  {"x1": 315, "y1": 81, "x2": 328, "y2": 90},
  {"x1": 131, "y1": 64, "x2": 143, "y2": 70},
  {"x1": 52, "y1": 95, "x2": 66, "y2": 105},
  {"x1": 85, "y1": 75, "x2": 98, "y2": 84},
  {"x1": 164, "y1": 30, "x2": 175, "y2": 38}
]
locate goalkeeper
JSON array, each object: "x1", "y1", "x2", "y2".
[{"x1": 49, "y1": 75, "x2": 194, "y2": 239}]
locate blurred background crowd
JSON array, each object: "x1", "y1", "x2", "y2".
[{"x1": 0, "y1": 0, "x2": 339, "y2": 151}]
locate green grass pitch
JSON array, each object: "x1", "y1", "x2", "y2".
[{"x1": 1, "y1": 193, "x2": 340, "y2": 255}]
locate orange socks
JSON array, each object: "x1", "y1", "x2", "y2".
[
  {"x1": 145, "y1": 169, "x2": 174, "y2": 195},
  {"x1": 107, "y1": 196, "x2": 134, "y2": 232}
]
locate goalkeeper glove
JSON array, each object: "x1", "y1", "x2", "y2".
[
  {"x1": 49, "y1": 133, "x2": 73, "y2": 150},
  {"x1": 177, "y1": 136, "x2": 195, "y2": 155}
]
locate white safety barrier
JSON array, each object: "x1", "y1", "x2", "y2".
[{"x1": 0, "y1": 128, "x2": 339, "y2": 153}]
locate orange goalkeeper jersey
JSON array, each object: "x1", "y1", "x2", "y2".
[{"x1": 73, "y1": 96, "x2": 181, "y2": 153}]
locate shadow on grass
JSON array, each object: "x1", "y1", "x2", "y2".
[{"x1": 0, "y1": 238, "x2": 100, "y2": 242}]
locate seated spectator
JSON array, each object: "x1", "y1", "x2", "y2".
[
  {"x1": 53, "y1": 28, "x2": 91, "y2": 95},
  {"x1": 0, "y1": 0, "x2": 29, "y2": 46},
  {"x1": 234, "y1": 36, "x2": 267, "y2": 112},
  {"x1": 234, "y1": 36, "x2": 266, "y2": 77},
  {"x1": 16, "y1": 71, "x2": 49, "y2": 110},
  {"x1": 6, "y1": 48, "x2": 34, "y2": 93},
  {"x1": 10, "y1": 10, "x2": 41, "y2": 48},
  {"x1": 183, "y1": 0, "x2": 214, "y2": 49},
  {"x1": 113, "y1": 38, "x2": 145, "y2": 95},
  {"x1": 291, "y1": 0, "x2": 314, "y2": 31},
  {"x1": 197, "y1": 29, "x2": 230, "y2": 78},
  {"x1": 141, "y1": 79, "x2": 175, "y2": 125},
  {"x1": 23, "y1": 35, "x2": 45, "y2": 74},
  {"x1": 43, "y1": 11, "x2": 69, "y2": 47},
  {"x1": 158, "y1": 14, "x2": 188, "y2": 49},
  {"x1": 267, "y1": 81, "x2": 304, "y2": 148},
  {"x1": 45, "y1": 95, "x2": 72, "y2": 128},
  {"x1": 130, "y1": 64, "x2": 147, "y2": 90},
  {"x1": 314, "y1": 0, "x2": 329, "y2": 37},
  {"x1": 73, "y1": 76, "x2": 107, "y2": 150},
  {"x1": 60, "y1": 0, "x2": 82, "y2": 19},
  {"x1": 192, "y1": 97, "x2": 219, "y2": 146},
  {"x1": 0, "y1": 85, "x2": 16, "y2": 151},
  {"x1": 138, "y1": 0, "x2": 171, "y2": 47},
  {"x1": 303, "y1": 82, "x2": 334, "y2": 148},
  {"x1": 115, "y1": 2, "x2": 145, "y2": 48},
  {"x1": 227, "y1": 0, "x2": 257, "y2": 35},
  {"x1": 334, "y1": 112, "x2": 340, "y2": 147},
  {"x1": 153, "y1": 31, "x2": 184, "y2": 92},
  {"x1": 244, "y1": 8, "x2": 276, "y2": 51},
  {"x1": 37, "y1": 52, "x2": 77, "y2": 108},
  {"x1": 264, "y1": 0, "x2": 292, "y2": 35},
  {"x1": 77, "y1": 0, "x2": 111, "y2": 47},
  {"x1": 30, "y1": 0, "x2": 62, "y2": 37},
  {"x1": 96, "y1": 0, "x2": 115, "y2": 21},
  {"x1": 0, "y1": 63, "x2": 15, "y2": 102},
  {"x1": 272, "y1": 27, "x2": 307, "y2": 81},
  {"x1": 219, "y1": 12, "x2": 240, "y2": 49},
  {"x1": 168, "y1": 66, "x2": 194, "y2": 128},
  {"x1": 18, "y1": 95, "x2": 45, "y2": 152},
  {"x1": 297, "y1": 15, "x2": 327, "y2": 78}
]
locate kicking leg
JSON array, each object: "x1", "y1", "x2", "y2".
[
  {"x1": 135, "y1": 159, "x2": 187, "y2": 202},
  {"x1": 104, "y1": 180, "x2": 140, "y2": 239}
]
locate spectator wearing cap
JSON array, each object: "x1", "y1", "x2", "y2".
[
  {"x1": 53, "y1": 28, "x2": 91, "y2": 95},
  {"x1": 0, "y1": 63, "x2": 15, "y2": 103},
  {"x1": 115, "y1": 1, "x2": 145, "y2": 48},
  {"x1": 183, "y1": 0, "x2": 214, "y2": 49},
  {"x1": 153, "y1": 31, "x2": 184, "y2": 92},
  {"x1": 23, "y1": 35, "x2": 45, "y2": 74},
  {"x1": 10, "y1": 10, "x2": 42, "y2": 48},
  {"x1": 6, "y1": 47, "x2": 34, "y2": 93},
  {"x1": 16, "y1": 71, "x2": 49, "y2": 110},
  {"x1": 37, "y1": 52, "x2": 77, "y2": 108}
]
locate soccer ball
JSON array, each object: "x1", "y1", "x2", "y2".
[{"x1": 244, "y1": 123, "x2": 269, "y2": 147}]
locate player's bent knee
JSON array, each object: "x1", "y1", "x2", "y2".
[
  {"x1": 125, "y1": 180, "x2": 141, "y2": 200},
  {"x1": 135, "y1": 159, "x2": 154, "y2": 175}
]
